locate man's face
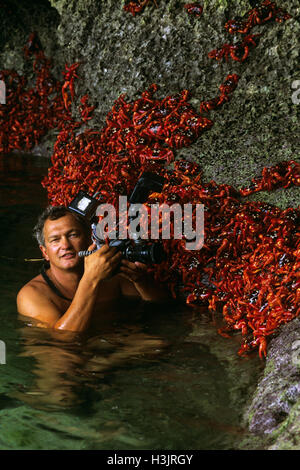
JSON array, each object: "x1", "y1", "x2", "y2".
[{"x1": 40, "y1": 214, "x2": 89, "y2": 270}]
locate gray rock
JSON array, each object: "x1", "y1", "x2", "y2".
[{"x1": 241, "y1": 318, "x2": 300, "y2": 449}]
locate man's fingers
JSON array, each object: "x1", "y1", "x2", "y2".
[
  {"x1": 119, "y1": 265, "x2": 131, "y2": 274},
  {"x1": 99, "y1": 244, "x2": 113, "y2": 254},
  {"x1": 119, "y1": 270, "x2": 139, "y2": 283},
  {"x1": 121, "y1": 259, "x2": 147, "y2": 270},
  {"x1": 134, "y1": 262, "x2": 147, "y2": 270},
  {"x1": 119, "y1": 265, "x2": 143, "y2": 282},
  {"x1": 110, "y1": 250, "x2": 122, "y2": 265},
  {"x1": 97, "y1": 245, "x2": 120, "y2": 259},
  {"x1": 87, "y1": 242, "x2": 96, "y2": 251}
]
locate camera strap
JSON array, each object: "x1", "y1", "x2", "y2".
[{"x1": 40, "y1": 264, "x2": 72, "y2": 302}]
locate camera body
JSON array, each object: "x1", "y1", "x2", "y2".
[{"x1": 68, "y1": 172, "x2": 165, "y2": 264}]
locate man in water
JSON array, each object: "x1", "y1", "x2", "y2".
[{"x1": 17, "y1": 206, "x2": 170, "y2": 331}]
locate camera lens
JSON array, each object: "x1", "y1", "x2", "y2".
[{"x1": 124, "y1": 242, "x2": 165, "y2": 264}]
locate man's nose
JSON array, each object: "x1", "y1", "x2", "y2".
[{"x1": 60, "y1": 236, "x2": 72, "y2": 249}]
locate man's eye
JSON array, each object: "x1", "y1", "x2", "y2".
[{"x1": 50, "y1": 238, "x2": 59, "y2": 243}]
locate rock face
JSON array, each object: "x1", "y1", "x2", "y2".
[
  {"x1": 0, "y1": 0, "x2": 299, "y2": 449},
  {"x1": 241, "y1": 318, "x2": 300, "y2": 450},
  {"x1": 1, "y1": 1, "x2": 299, "y2": 196}
]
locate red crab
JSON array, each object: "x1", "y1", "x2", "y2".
[
  {"x1": 184, "y1": 3, "x2": 203, "y2": 17},
  {"x1": 124, "y1": 0, "x2": 157, "y2": 16},
  {"x1": 61, "y1": 62, "x2": 80, "y2": 110}
]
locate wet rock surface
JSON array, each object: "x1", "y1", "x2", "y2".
[
  {"x1": 0, "y1": 0, "x2": 299, "y2": 449},
  {"x1": 241, "y1": 318, "x2": 300, "y2": 449}
]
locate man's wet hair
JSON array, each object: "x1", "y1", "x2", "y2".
[{"x1": 33, "y1": 206, "x2": 90, "y2": 246}]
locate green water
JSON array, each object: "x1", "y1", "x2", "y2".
[{"x1": 0, "y1": 154, "x2": 263, "y2": 450}]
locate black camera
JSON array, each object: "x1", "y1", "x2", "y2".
[{"x1": 68, "y1": 172, "x2": 165, "y2": 264}]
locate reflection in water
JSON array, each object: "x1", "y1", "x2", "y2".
[
  {"x1": 2, "y1": 296, "x2": 259, "y2": 449},
  {"x1": 14, "y1": 311, "x2": 168, "y2": 411}
]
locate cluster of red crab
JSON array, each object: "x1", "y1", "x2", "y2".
[
  {"x1": 0, "y1": 32, "x2": 93, "y2": 155},
  {"x1": 0, "y1": 33, "x2": 72, "y2": 154},
  {"x1": 208, "y1": 0, "x2": 292, "y2": 63},
  {"x1": 199, "y1": 73, "x2": 239, "y2": 114},
  {"x1": 42, "y1": 82, "x2": 215, "y2": 205},
  {"x1": 148, "y1": 159, "x2": 299, "y2": 359},
  {"x1": 225, "y1": 0, "x2": 292, "y2": 35},
  {"x1": 124, "y1": 1, "x2": 203, "y2": 17},
  {"x1": 43, "y1": 97, "x2": 300, "y2": 359}
]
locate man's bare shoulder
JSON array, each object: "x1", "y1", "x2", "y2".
[
  {"x1": 17, "y1": 274, "x2": 61, "y2": 324},
  {"x1": 17, "y1": 274, "x2": 49, "y2": 299}
]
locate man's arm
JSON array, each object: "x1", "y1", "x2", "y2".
[
  {"x1": 17, "y1": 244, "x2": 122, "y2": 332},
  {"x1": 119, "y1": 259, "x2": 172, "y2": 303}
]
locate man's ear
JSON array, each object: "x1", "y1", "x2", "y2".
[{"x1": 39, "y1": 245, "x2": 49, "y2": 261}]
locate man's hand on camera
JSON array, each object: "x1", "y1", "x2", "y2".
[
  {"x1": 119, "y1": 259, "x2": 170, "y2": 303},
  {"x1": 119, "y1": 259, "x2": 148, "y2": 285},
  {"x1": 84, "y1": 243, "x2": 122, "y2": 283}
]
